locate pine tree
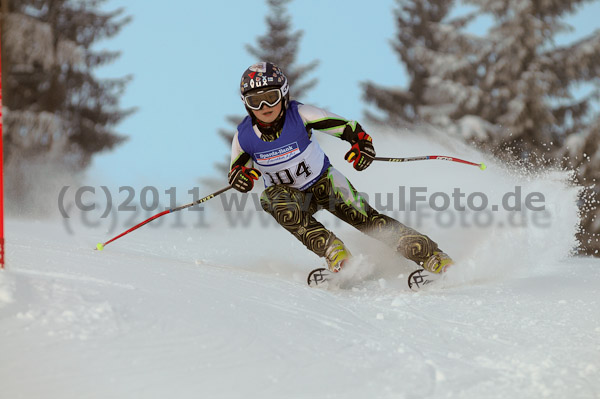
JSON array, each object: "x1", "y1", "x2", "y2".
[
  {"x1": 212, "y1": 0, "x2": 319, "y2": 179},
  {"x1": 365, "y1": 0, "x2": 600, "y2": 156},
  {"x1": 245, "y1": 0, "x2": 318, "y2": 100},
  {"x1": 363, "y1": 0, "x2": 489, "y2": 130},
  {"x1": 363, "y1": 0, "x2": 456, "y2": 126},
  {"x1": 461, "y1": 0, "x2": 600, "y2": 159},
  {"x1": 1, "y1": 0, "x2": 132, "y2": 212}
]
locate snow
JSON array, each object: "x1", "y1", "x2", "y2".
[{"x1": 1, "y1": 128, "x2": 599, "y2": 399}]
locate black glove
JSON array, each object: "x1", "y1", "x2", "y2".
[
  {"x1": 344, "y1": 131, "x2": 375, "y2": 171},
  {"x1": 228, "y1": 165, "x2": 261, "y2": 193}
]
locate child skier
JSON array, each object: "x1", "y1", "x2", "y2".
[{"x1": 229, "y1": 61, "x2": 453, "y2": 279}]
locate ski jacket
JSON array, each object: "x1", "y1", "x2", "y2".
[{"x1": 230, "y1": 101, "x2": 365, "y2": 190}]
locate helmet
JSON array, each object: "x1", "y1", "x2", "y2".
[{"x1": 240, "y1": 61, "x2": 290, "y2": 106}]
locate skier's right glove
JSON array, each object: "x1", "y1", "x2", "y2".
[
  {"x1": 228, "y1": 165, "x2": 261, "y2": 193},
  {"x1": 344, "y1": 131, "x2": 376, "y2": 171}
]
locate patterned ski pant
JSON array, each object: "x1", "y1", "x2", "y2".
[{"x1": 260, "y1": 166, "x2": 441, "y2": 266}]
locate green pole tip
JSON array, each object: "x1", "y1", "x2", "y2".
[
  {"x1": 96, "y1": 243, "x2": 104, "y2": 251},
  {"x1": 479, "y1": 163, "x2": 487, "y2": 171}
]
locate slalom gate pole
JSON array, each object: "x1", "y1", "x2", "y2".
[
  {"x1": 374, "y1": 155, "x2": 486, "y2": 170},
  {"x1": 95, "y1": 185, "x2": 233, "y2": 251},
  {"x1": 0, "y1": 24, "x2": 4, "y2": 268}
]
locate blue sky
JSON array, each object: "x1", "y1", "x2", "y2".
[{"x1": 90, "y1": 0, "x2": 600, "y2": 189}]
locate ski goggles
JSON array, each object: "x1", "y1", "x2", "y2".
[{"x1": 243, "y1": 88, "x2": 282, "y2": 110}]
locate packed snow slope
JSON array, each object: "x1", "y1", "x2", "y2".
[{"x1": 1, "y1": 127, "x2": 599, "y2": 399}]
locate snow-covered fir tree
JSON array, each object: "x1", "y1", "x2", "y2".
[
  {"x1": 211, "y1": 0, "x2": 319, "y2": 179},
  {"x1": 363, "y1": 0, "x2": 456, "y2": 126},
  {"x1": 1, "y1": 0, "x2": 132, "y2": 213},
  {"x1": 363, "y1": 0, "x2": 491, "y2": 131},
  {"x1": 461, "y1": 0, "x2": 600, "y2": 158},
  {"x1": 365, "y1": 0, "x2": 599, "y2": 155}
]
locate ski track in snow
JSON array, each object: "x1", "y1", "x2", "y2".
[{"x1": 1, "y1": 129, "x2": 599, "y2": 399}]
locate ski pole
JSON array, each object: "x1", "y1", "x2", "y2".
[
  {"x1": 374, "y1": 155, "x2": 486, "y2": 170},
  {"x1": 95, "y1": 185, "x2": 233, "y2": 251}
]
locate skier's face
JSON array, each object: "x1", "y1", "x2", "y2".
[{"x1": 251, "y1": 101, "x2": 282, "y2": 124}]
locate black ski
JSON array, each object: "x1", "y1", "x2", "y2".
[{"x1": 407, "y1": 269, "x2": 443, "y2": 291}]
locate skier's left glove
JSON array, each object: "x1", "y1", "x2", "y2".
[
  {"x1": 344, "y1": 131, "x2": 375, "y2": 171},
  {"x1": 228, "y1": 165, "x2": 261, "y2": 193}
]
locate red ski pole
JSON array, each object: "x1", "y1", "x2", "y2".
[
  {"x1": 375, "y1": 155, "x2": 486, "y2": 170},
  {"x1": 95, "y1": 185, "x2": 233, "y2": 250}
]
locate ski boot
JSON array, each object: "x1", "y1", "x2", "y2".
[
  {"x1": 324, "y1": 236, "x2": 352, "y2": 273},
  {"x1": 307, "y1": 236, "x2": 352, "y2": 286},
  {"x1": 422, "y1": 250, "x2": 454, "y2": 274}
]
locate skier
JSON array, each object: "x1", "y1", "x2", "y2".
[{"x1": 229, "y1": 61, "x2": 453, "y2": 279}]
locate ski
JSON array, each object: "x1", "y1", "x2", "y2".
[
  {"x1": 407, "y1": 269, "x2": 443, "y2": 291},
  {"x1": 307, "y1": 267, "x2": 332, "y2": 287}
]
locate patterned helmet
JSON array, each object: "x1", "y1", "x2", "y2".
[{"x1": 240, "y1": 61, "x2": 289, "y2": 100}]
